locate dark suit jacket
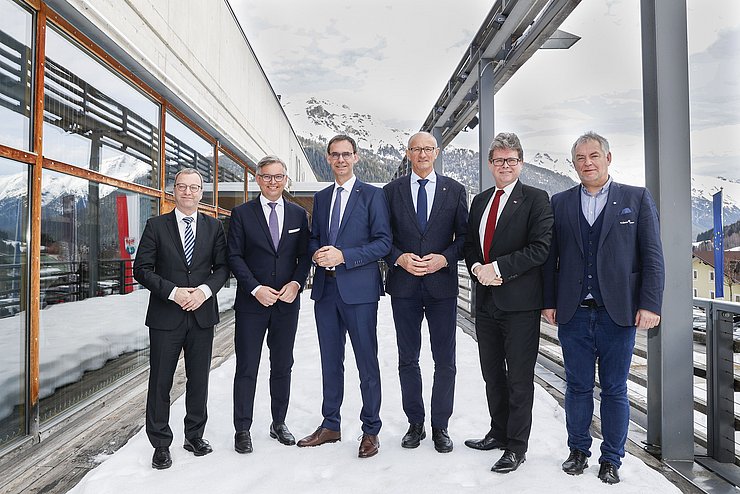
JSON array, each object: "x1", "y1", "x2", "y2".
[
  {"x1": 542, "y1": 182, "x2": 665, "y2": 326},
  {"x1": 309, "y1": 180, "x2": 391, "y2": 305},
  {"x1": 133, "y1": 210, "x2": 229, "y2": 329},
  {"x1": 227, "y1": 198, "x2": 311, "y2": 314},
  {"x1": 464, "y1": 181, "x2": 553, "y2": 312},
  {"x1": 383, "y1": 173, "x2": 468, "y2": 299}
]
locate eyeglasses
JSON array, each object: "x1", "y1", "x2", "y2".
[
  {"x1": 491, "y1": 157, "x2": 522, "y2": 167},
  {"x1": 328, "y1": 152, "x2": 355, "y2": 160},
  {"x1": 257, "y1": 173, "x2": 286, "y2": 182},
  {"x1": 408, "y1": 146, "x2": 437, "y2": 154},
  {"x1": 174, "y1": 183, "x2": 202, "y2": 193}
]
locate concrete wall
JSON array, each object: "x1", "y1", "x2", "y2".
[{"x1": 50, "y1": 0, "x2": 316, "y2": 182}]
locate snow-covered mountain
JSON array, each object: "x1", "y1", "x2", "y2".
[{"x1": 284, "y1": 96, "x2": 740, "y2": 238}]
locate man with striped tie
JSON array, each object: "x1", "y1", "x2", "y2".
[{"x1": 134, "y1": 168, "x2": 229, "y2": 470}]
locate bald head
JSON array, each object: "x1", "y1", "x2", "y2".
[{"x1": 406, "y1": 132, "x2": 439, "y2": 178}]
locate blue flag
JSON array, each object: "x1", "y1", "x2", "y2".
[{"x1": 713, "y1": 190, "x2": 724, "y2": 298}]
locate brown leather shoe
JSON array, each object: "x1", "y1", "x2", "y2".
[
  {"x1": 358, "y1": 434, "x2": 379, "y2": 458},
  {"x1": 296, "y1": 427, "x2": 341, "y2": 447}
]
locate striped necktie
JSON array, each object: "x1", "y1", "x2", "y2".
[{"x1": 183, "y1": 216, "x2": 195, "y2": 265}]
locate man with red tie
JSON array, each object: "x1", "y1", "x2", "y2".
[{"x1": 463, "y1": 132, "x2": 553, "y2": 474}]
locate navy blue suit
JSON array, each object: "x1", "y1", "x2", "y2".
[
  {"x1": 542, "y1": 181, "x2": 665, "y2": 467},
  {"x1": 309, "y1": 180, "x2": 391, "y2": 435},
  {"x1": 227, "y1": 198, "x2": 311, "y2": 432},
  {"x1": 384, "y1": 174, "x2": 468, "y2": 429}
]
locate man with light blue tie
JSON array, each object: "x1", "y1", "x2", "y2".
[
  {"x1": 297, "y1": 134, "x2": 391, "y2": 459},
  {"x1": 383, "y1": 132, "x2": 468, "y2": 453}
]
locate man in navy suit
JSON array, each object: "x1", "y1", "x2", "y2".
[
  {"x1": 134, "y1": 168, "x2": 229, "y2": 469},
  {"x1": 297, "y1": 134, "x2": 391, "y2": 458},
  {"x1": 542, "y1": 131, "x2": 665, "y2": 484},
  {"x1": 383, "y1": 131, "x2": 468, "y2": 453},
  {"x1": 463, "y1": 132, "x2": 553, "y2": 474},
  {"x1": 227, "y1": 155, "x2": 311, "y2": 454}
]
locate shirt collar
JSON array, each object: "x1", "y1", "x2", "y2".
[
  {"x1": 259, "y1": 194, "x2": 284, "y2": 208},
  {"x1": 174, "y1": 208, "x2": 197, "y2": 223},
  {"x1": 334, "y1": 175, "x2": 356, "y2": 192},
  {"x1": 411, "y1": 169, "x2": 436, "y2": 185},
  {"x1": 498, "y1": 179, "x2": 518, "y2": 196},
  {"x1": 580, "y1": 175, "x2": 613, "y2": 197}
]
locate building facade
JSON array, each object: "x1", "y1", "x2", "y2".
[{"x1": 0, "y1": 0, "x2": 314, "y2": 454}]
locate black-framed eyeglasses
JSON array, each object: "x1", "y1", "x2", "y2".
[
  {"x1": 491, "y1": 157, "x2": 522, "y2": 167},
  {"x1": 328, "y1": 152, "x2": 355, "y2": 160},
  {"x1": 174, "y1": 183, "x2": 202, "y2": 192},
  {"x1": 257, "y1": 173, "x2": 286, "y2": 182},
  {"x1": 408, "y1": 146, "x2": 437, "y2": 154}
]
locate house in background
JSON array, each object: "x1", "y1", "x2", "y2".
[{"x1": 692, "y1": 250, "x2": 740, "y2": 302}]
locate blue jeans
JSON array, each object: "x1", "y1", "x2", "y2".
[{"x1": 558, "y1": 306, "x2": 636, "y2": 467}]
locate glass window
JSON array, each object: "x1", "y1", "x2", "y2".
[
  {"x1": 38, "y1": 169, "x2": 157, "y2": 423},
  {"x1": 43, "y1": 26, "x2": 160, "y2": 188},
  {"x1": 165, "y1": 113, "x2": 214, "y2": 205},
  {"x1": 246, "y1": 169, "x2": 257, "y2": 201},
  {"x1": 217, "y1": 151, "x2": 245, "y2": 211},
  {"x1": 0, "y1": 0, "x2": 33, "y2": 151},
  {"x1": 0, "y1": 156, "x2": 28, "y2": 447}
]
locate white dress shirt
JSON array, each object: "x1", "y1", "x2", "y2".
[
  {"x1": 328, "y1": 174, "x2": 356, "y2": 231},
  {"x1": 250, "y1": 195, "x2": 299, "y2": 296},
  {"x1": 168, "y1": 208, "x2": 213, "y2": 301},
  {"x1": 473, "y1": 179, "x2": 519, "y2": 277},
  {"x1": 410, "y1": 169, "x2": 437, "y2": 221}
]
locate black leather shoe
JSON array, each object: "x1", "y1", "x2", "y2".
[
  {"x1": 152, "y1": 446, "x2": 172, "y2": 470},
  {"x1": 432, "y1": 428, "x2": 453, "y2": 453},
  {"x1": 464, "y1": 432, "x2": 506, "y2": 451},
  {"x1": 562, "y1": 449, "x2": 589, "y2": 475},
  {"x1": 598, "y1": 461, "x2": 620, "y2": 484},
  {"x1": 234, "y1": 430, "x2": 253, "y2": 454},
  {"x1": 491, "y1": 449, "x2": 526, "y2": 473},
  {"x1": 401, "y1": 423, "x2": 426, "y2": 449},
  {"x1": 270, "y1": 423, "x2": 296, "y2": 446},
  {"x1": 183, "y1": 437, "x2": 212, "y2": 456}
]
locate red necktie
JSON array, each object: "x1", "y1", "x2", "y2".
[{"x1": 483, "y1": 189, "x2": 505, "y2": 264}]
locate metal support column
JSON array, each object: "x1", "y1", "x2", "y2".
[
  {"x1": 432, "y1": 126, "x2": 444, "y2": 174},
  {"x1": 478, "y1": 58, "x2": 495, "y2": 193},
  {"x1": 641, "y1": 0, "x2": 694, "y2": 462},
  {"x1": 706, "y1": 305, "x2": 736, "y2": 462}
]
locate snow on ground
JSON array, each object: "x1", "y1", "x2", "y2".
[{"x1": 69, "y1": 293, "x2": 680, "y2": 494}]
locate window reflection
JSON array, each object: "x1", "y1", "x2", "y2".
[
  {"x1": 165, "y1": 113, "x2": 215, "y2": 205},
  {"x1": 0, "y1": 0, "x2": 33, "y2": 151},
  {"x1": 217, "y1": 151, "x2": 245, "y2": 211},
  {"x1": 42, "y1": 26, "x2": 160, "y2": 188},
  {"x1": 0, "y1": 156, "x2": 28, "y2": 447},
  {"x1": 38, "y1": 169, "x2": 157, "y2": 423}
]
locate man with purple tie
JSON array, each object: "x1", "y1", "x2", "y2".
[{"x1": 227, "y1": 155, "x2": 311, "y2": 454}]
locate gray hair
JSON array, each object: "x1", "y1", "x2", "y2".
[
  {"x1": 174, "y1": 167, "x2": 203, "y2": 185},
  {"x1": 488, "y1": 132, "x2": 523, "y2": 161},
  {"x1": 571, "y1": 131, "x2": 610, "y2": 161},
  {"x1": 256, "y1": 155, "x2": 287, "y2": 174}
]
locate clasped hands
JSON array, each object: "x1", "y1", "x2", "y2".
[
  {"x1": 473, "y1": 263, "x2": 503, "y2": 286},
  {"x1": 313, "y1": 246, "x2": 344, "y2": 268},
  {"x1": 398, "y1": 253, "x2": 447, "y2": 276},
  {"x1": 174, "y1": 287, "x2": 206, "y2": 311},
  {"x1": 255, "y1": 282, "x2": 300, "y2": 307}
]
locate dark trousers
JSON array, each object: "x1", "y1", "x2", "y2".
[
  {"x1": 314, "y1": 277, "x2": 382, "y2": 435},
  {"x1": 558, "y1": 305, "x2": 636, "y2": 467},
  {"x1": 146, "y1": 314, "x2": 214, "y2": 448},
  {"x1": 391, "y1": 287, "x2": 457, "y2": 429},
  {"x1": 233, "y1": 308, "x2": 299, "y2": 432},
  {"x1": 475, "y1": 297, "x2": 540, "y2": 455}
]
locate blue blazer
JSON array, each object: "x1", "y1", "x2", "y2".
[
  {"x1": 542, "y1": 182, "x2": 665, "y2": 327},
  {"x1": 227, "y1": 198, "x2": 311, "y2": 314},
  {"x1": 309, "y1": 180, "x2": 391, "y2": 305},
  {"x1": 383, "y1": 174, "x2": 468, "y2": 299}
]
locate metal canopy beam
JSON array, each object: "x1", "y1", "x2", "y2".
[{"x1": 420, "y1": 0, "x2": 581, "y2": 148}]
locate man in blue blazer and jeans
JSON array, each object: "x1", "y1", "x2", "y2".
[
  {"x1": 383, "y1": 131, "x2": 468, "y2": 453},
  {"x1": 227, "y1": 155, "x2": 311, "y2": 454},
  {"x1": 297, "y1": 134, "x2": 391, "y2": 459},
  {"x1": 542, "y1": 131, "x2": 665, "y2": 484}
]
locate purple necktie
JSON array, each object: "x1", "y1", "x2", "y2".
[{"x1": 268, "y1": 202, "x2": 279, "y2": 249}]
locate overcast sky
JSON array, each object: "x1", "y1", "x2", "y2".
[{"x1": 231, "y1": 0, "x2": 740, "y2": 182}]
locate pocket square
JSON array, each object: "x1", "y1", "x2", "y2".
[
  {"x1": 288, "y1": 228, "x2": 300, "y2": 234},
  {"x1": 619, "y1": 207, "x2": 632, "y2": 215}
]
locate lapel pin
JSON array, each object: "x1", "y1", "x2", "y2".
[
  {"x1": 513, "y1": 200, "x2": 518, "y2": 204},
  {"x1": 613, "y1": 201, "x2": 617, "y2": 204},
  {"x1": 442, "y1": 187, "x2": 447, "y2": 191}
]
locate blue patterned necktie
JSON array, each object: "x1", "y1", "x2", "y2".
[
  {"x1": 183, "y1": 216, "x2": 194, "y2": 265},
  {"x1": 268, "y1": 202, "x2": 280, "y2": 249},
  {"x1": 417, "y1": 179, "x2": 429, "y2": 231},
  {"x1": 328, "y1": 186, "x2": 343, "y2": 245}
]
